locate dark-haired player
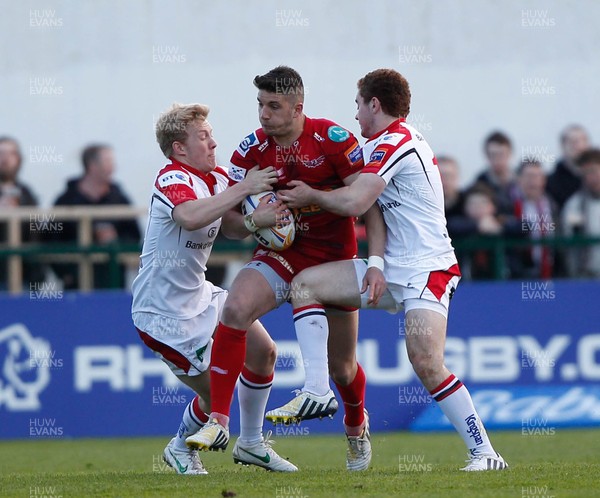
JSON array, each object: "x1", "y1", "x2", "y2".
[
  {"x1": 187, "y1": 66, "x2": 375, "y2": 471},
  {"x1": 278, "y1": 68, "x2": 508, "y2": 471}
]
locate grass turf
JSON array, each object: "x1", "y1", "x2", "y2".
[{"x1": 1, "y1": 429, "x2": 598, "y2": 497}]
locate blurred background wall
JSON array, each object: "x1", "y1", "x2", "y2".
[{"x1": 1, "y1": 0, "x2": 599, "y2": 207}]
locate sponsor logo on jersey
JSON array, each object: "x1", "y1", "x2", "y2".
[
  {"x1": 313, "y1": 132, "x2": 325, "y2": 142},
  {"x1": 158, "y1": 170, "x2": 191, "y2": 188},
  {"x1": 369, "y1": 150, "x2": 386, "y2": 163},
  {"x1": 302, "y1": 155, "x2": 325, "y2": 169},
  {"x1": 228, "y1": 165, "x2": 247, "y2": 182},
  {"x1": 379, "y1": 200, "x2": 401, "y2": 212},
  {"x1": 380, "y1": 133, "x2": 403, "y2": 147},
  {"x1": 237, "y1": 133, "x2": 259, "y2": 157},
  {"x1": 327, "y1": 125, "x2": 350, "y2": 143},
  {"x1": 208, "y1": 227, "x2": 218, "y2": 238},
  {"x1": 258, "y1": 140, "x2": 269, "y2": 152},
  {"x1": 185, "y1": 240, "x2": 214, "y2": 250},
  {"x1": 345, "y1": 143, "x2": 363, "y2": 165}
]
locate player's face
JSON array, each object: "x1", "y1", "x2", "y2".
[
  {"x1": 180, "y1": 121, "x2": 217, "y2": 172},
  {"x1": 355, "y1": 93, "x2": 375, "y2": 138},
  {"x1": 257, "y1": 91, "x2": 299, "y2": 137}
]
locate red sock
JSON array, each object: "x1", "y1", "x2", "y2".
[
  {"x1": 334, "y1": 363, "x2": 366, "y2": 428},
  {"x1": 209, "y1": 322, "x2": 246, "y2": 418},
  {"x1": 191, "y1": 395, "x2": 209, "y2": 424}
]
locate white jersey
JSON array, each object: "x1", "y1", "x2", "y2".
[
  {"x1": 131, "y1": 158, "x2": 229, "y2": 319},
  {"x1": 361, "y1": 119, "x2": 457, "y2": 284}
]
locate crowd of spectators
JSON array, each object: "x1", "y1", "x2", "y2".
[
  {"x1": 442, "y1": 125, "x2": 599, "y2": 279},
  {"x1": 0, "y1": 139, "x2": 140, "y2": 290},
  {"x1": 1, "y1": 123, "x2": 599, "y2": 291}
]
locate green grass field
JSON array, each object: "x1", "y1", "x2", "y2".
[{"x1": 1, "y1": 429, "x2": 598, "y2": 498}]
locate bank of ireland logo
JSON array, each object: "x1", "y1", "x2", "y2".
[
  {"x1": 327, "y1": 126, "x2": 350, "y2": 143},
  {"x1": 0, "y1": 324, "x2": 51, "y2": 411}
]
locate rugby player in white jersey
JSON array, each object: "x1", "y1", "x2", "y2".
[
  {"x1": 131, "y1": 103, "x2": 297, "y2": 474},
  {"x1": 278, "y1": 69, "x2": 508, "y2": 471}
]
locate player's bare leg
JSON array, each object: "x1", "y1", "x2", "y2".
[
  {"x1": 205, "y1": 268, "x2": 278, "y2": 429},
  {"x1": 267, "y1": 261, "x2": 371, "y2": 470},
  {"x1": 267, "y1": 261, "x2": 360, "y2": 423},
  {"x1": 404, "y1": 306, "x2": 507, "y2": 471},
  {"x1": 186, "y1": 269, "x2": 296, "y2": 469}
]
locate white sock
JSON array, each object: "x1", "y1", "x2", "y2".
[
  {"x1": 293, "y1": 306, "x2": 330, "y2": 396},
  {"x1": 174, "y1": 395, "x2": 208, "y2": 450},
  {"x1": 238, "y1": 367, "x2": 273, "y2": 446},
  {"x1": 430, "y1": 373, "x2": 495, "y2": 457}
]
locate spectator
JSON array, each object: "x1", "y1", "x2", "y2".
[
  {"x1": 472, "y1": 131, "x2": 520, "y2": 217},
  {"x1": 562, "y1": 148, "x2": 600, "y2": 278},
  {"x1": 0, "y1": 136, "x2": 45, "y2": 290},
  {"x1": 512, "y1": 159, "x2": 558, "y2": 279},
  {"x1": 547, "y1": 124, "x2": 590, "y2": 211},
  {"x1": 51, "y1": 144, "x2": 141, "y2": 289},
  {"x1": 438, "y1": 155, "x2": 468, "y2": 239},
  {"x1": 460, "y1": 185, "x2": 505, "y2": 279}
]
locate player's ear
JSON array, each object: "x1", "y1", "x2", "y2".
[
  {"x1": 292, "y1": 100, "x2": 304, "y2": 117},
  {"x1": 371, "y1": 97, "x2": 381, "y2": 113},
  {"x1": 172, "y1": 140, "x2": 185, "y2": 156}
]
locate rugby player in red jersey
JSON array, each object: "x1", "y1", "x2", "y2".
[
  {"x1": 187, "y1": 66, "x2": 374, "y2": 470},
  {"x1": 132, "y1": 103, "x2": 297, "y2": 473}
]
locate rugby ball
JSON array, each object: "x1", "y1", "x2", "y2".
[{"x1": 242, "y1": 192, "x2": 295, "y2": 251}]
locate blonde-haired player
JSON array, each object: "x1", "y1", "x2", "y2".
[{"x1": 131, "y1": 103, "x2": 297, "y2": 474}]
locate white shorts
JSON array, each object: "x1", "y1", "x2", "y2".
[
  {"x1": 352, "y1": 259, "x2": 461, "y2": 319},
  {"x1": 132, "y1": 285, "x2": 227, "y2": 377}
]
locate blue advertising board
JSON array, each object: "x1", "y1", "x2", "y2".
[{"x1": 1, "y1": 281, "x2": 599, "y2": 439}]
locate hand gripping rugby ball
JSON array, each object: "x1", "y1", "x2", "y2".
[{"x1": 242, "y1": 191, "x2": 295, "y2": 251}]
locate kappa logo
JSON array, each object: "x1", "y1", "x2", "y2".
[{"x1": 0, "y1": 323, "x2": 51, "y2": 411}]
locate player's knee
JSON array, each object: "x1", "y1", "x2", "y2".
[
  {"x1": 264, "y1": 339, "x2": 277, "y2": 368},
  {"x1": 291, "y1": 271, "x2": 319, "y2": 305},
  {"x1": 221, "y1": 294, "x2": 255, "y2": 329},
  {"x1": 328, "y1": 360, "x2": 354, "y2": 386},
  {"x1": 409, "y1": 352, "x2": 443, "y2": 381}
]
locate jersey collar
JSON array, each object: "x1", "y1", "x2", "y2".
[
  {"x1": 169, "y1": 156, "x2": 213, "y2": 182},
  {"x1": 367, "y1": 118, "x2": 406, "y2": 143}
]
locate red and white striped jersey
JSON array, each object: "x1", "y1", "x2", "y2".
[
  {"x1": 361, "y1": 119, "x2": 457, "y2": 277},
  {"x1": 131, "y1": 158, "x2": 228, "y2": 319}
]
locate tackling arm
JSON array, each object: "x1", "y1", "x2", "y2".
[
  {"x1": 279, "y1": 173, "x2": 386, "y2": 218},
  {"x1": 173, "y1": 165, "x2": 277, "y2": 232}
]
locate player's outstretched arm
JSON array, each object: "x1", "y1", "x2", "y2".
[
  {"x1": 173, "y1": 166, "x2": 276, "y2": 231},
  {"x1": 280, "y1": 173, "x2": 385, "y2": 217}
]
